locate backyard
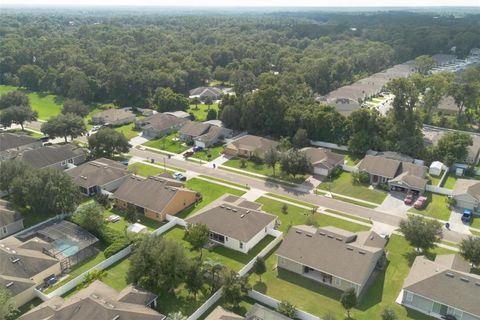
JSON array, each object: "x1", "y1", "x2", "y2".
[
  {"x1": 0, "y1": 85, "x2": 63, "y2": 120},
  {"x1": 186, "y1": 102, "x2": 219, "y2": 121},
  {"x1": 255, "y1": 197, "x2": 370, "y2": 233},
  {"x1": 143, "y1": 132, "x2": 190, "y2": 154},
  {"x1": 408, "y1": 193, "x2": 451, "y2": 221},
  {"x1": 249, "y1": 235, "x2": 452, "y2": 320},
  {"x1": 317, "y1": 171, "x2": 387, "y2": 204},
  {"x1": 443, "y1": 173, "x2": 458, "y2": 189},
  {"x1": 102, "y1": 207, "x2": 165, "y2": 232}
]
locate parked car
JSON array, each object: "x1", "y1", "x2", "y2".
[
  {"x1": 39, "y1": 135, "x2": 50, "y2": 142},
  {"x1": 413, "y1": 196, "x2": 428, "y2": 209},
  {"x1": 193, "y1": 146, "x2": 204, "y2": 152},
  {"x1": 183, "y1": 151, "x2": 194, "y2": 158},
  {"x1": 404, "y1": 193, "x2": 414, "y2": 205},
  {"x1": 173, "y1": 172, "x2": 187, "y2": 181},
  {"x1": 461, "y1": 209, "x2": 473, "y2": 224},
  {"x1": 91, "y1": 125, "x2": 102, "y2": 132},
  {"x1": 121, "y1": 159, "x2": 129, "y2": 166}
]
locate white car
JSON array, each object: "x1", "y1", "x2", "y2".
[
  {"x1": 91, "y1": 125, "x2": 102, "y2": 132},
  {"x1": 173, "y1": 172, "x2": 187, "y2": 181}
]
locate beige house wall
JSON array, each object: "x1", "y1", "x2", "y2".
[
  {"x1": 162, "y1": 191, "x2": 198, "y2": 217},
  {"x1": 12, "y1": 286, "x2": 37, "y2": 308}
]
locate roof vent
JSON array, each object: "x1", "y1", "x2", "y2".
[
  {"x1": 460, "y1": 277, "x2": 470, "y2": 283},
  {"x1": 0, "y1": 244, "x2": 4, "y2": 248},
  {"x1": 346, "y1": 247, "x2": 353, "y2": 251},
  {"x1": 319, "y1": 232, "x2": 326, "y2": 236},
  {"x1": 306, "y1": 234, "x2": 312, "y2": 238},
  {"x1": 232, "y1": 209, "x2": 237, "y2": 212},
  {"x1": 112, "y1": 315, "x2": 120, "y2": 320},
  {"x1": 446, "y1": 273, "x2": 454, "y2": 278},
  {"x1": 11, "y1": 250, "x2": 16, "y2": 254},
  {"x1": 91, "y1": 294, "x2": 99, "y2": 299},
  {"x1": 220, "y1": 205, "x2": 225, "y2": 208},
  {"x1": 106, "y1": 302, "x2": 115, "y2": 308},
  {"x1": 358, "y1": 251, "x2": 366, "y2": 255},
  {"x1": 226, "y1": 207, "x2": 231, "y2": 210},
  {"x1": 10, "y1": 257, "x2": 20, "y2": 263},
  {"x1": 336, "y1": 237, "x2": 343, "y2": 241},
  {"x1": 296, "y1": 230, "x2": 302, "y2": 234},
  {"x1": 240, "y1": 214, "x2": 245, "y2": 218},
  {"x1": 246, "y1": 210, "x2": 250, "y2": 214},
  {"x1": 327, "y1": 235, "x2": 333, "y2": 239},
  {"x1": 475, "y1": 282, "x2": 480, "y2": 287},
  {"x1": 6, "y1": 282, "x2": 14, "y2": 288}
]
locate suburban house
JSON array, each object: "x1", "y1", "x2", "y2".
[
  {"x1": 0, "y1": 200, "x2": 23, "y2": 239},
  {"x1": 187, "y1": 194, "x2": 277, "y2": 253},
  {"x1": 0, "y1": 132, "x2": 42, "y2": 161},
  {"x1": 358, "y1": 155, "x2": 428, "y2": 194},
  {"x1": 301, "y1": 147, "x2": 345, "y2": 176},
  {"x1": 164, "y1": 111, "x2": 192, "y2": 119},
  {"x1": 14, "y1": 144, "x2": 86, "y2": 169},
  {"x1": 113, "y1": 175, "x2": 199, "y2": 221},
  {"x1": 276, "y1": 225, "x2": 387, "y2": 297},
  {"x1": 19, "y1": 280, "x2": 165, "y2": 320},
  {"x1": 423, "y1": 127, "x2": 480, "y2": 165},
  {"x1": 189, "y1": 86, "x2": 223, "y2": 101},
  {"x1": 451, "y1": 179, "x2": 480, "y2": 211},
  {"x1": 91, "y1": 108, "x2": 136, "y2": 126},
  {"x1": 137, "y1": 113, "x2": 190, "y2": 138},
  {"x1": 401, "y1": 254, "x2": 480, "y2": 320},
  {"x1": 66, "y1": 158, "x2": 131, "y2": 196},
  {"x1": 224, "y1": 134, "x2": 279, "y2": 159},
  {"x1": 179, "y1": 121, "x2": 229, "y2": 148},
  {"x1": 205, "y1": 304, "x2": 290, "y2": 320}
]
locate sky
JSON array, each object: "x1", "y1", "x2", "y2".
[{"x1": 2, "y1": 0, "x2": 479, "y2": 7}]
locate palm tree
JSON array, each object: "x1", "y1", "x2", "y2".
[{"x1": 202, "y1": 258, "x2": 224, "y2": 293}]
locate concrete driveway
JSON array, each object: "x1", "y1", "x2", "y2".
[
  {"x1": 375, "y1": 192, "x2": 411, "y2": 217},
  {"x1": 448, "y1": 208, "x2": 472, "y2": 235}
]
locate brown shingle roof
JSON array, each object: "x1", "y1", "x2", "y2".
[
  {"x1": 140, "y1": 113, "x2": 190, "y2": 132},
  {"x1": 277, "y1": 225, "x2": 386, "y2": 285},
  {"x1": 227, "y1": 135, "x2": 279, "y2": 153},
  {"x1": 92, "y1": 108, "x2": 135, "y2": 123},
  {"x1": 0, "y1": 133, "x2": 38, "y2": 152},
  {"x1": 301, "y1": 147, "x2": 345, "y2": 170},
  {"x1": 358, "y1": 155, "x2": 400, "y2": 178},
  {"x1": 66, "y1": 158, "x2": 130, "y2": 188},
  {"x1": 452, "y1": 179, "x2": 480, "y2": 200},
  {"x1": 15, "y1": 144, "x2": 85, "y2": 168},
  {"x1": 180, "y1": 122, "x2": 211, "y2": 137},
  {"x1": 403, "y1": 255, "x2": 480, "y2": 317}
]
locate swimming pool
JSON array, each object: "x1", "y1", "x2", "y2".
[{"x1": 54, "y1": 239, "x2": 80, "y2": 257}]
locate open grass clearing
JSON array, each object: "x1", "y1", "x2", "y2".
[
  {"x1": 129, "y1": 162, "x2": 176, "y2": 176},
  {"x1": 142, "y1": 132, "x2": 189, "y2": 154},
  {"x1": 324, "y1": 209, "x2": 373, "y2": 224},
  {"x1": 197, "y1": 175, "x2": 249, "y2": 190},
  {"x1": 113, "y1": 123, "x2": 139, "y2": 140},
  {"x1": 218, "y1": 166, "x2": 298, "y2": 188},
  {"x1": 317, "y1": 171, "x2": 387, "y2": 204},
  {"x1": 249, "y1": 234, "x2": 452, "y2": 320},
  {"x1": 6, "y1": 128, "x2": 43, "y2": 138},
  {"x1": 408, "y1": 193, "x2": 451, "y2": 221},
  {"x1": 264, "y1": 193, "x2": 316, "y2": 208},
  {"x1": 191, "y1": 145, "x2": 224, "y2": 161},
  {"x1": 101, "y1": 257, "x2": 131, "y2": 291},
  {"x1": 103, "y1": 207, "x2": 164, "y2": 232},
  {"x1": 256, "y1": 197, "x2": 370, "y2": 233},
  {"x1": 186, "y1": 103, "x2": 219, "y2": 121}
]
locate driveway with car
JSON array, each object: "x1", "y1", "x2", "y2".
[{"x1": 375, "y1": 192, "x2": 411, "y2": 217}]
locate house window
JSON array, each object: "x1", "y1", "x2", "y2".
[
  {"x1": 2, "y1": 227, "x2": 7, "y2": 234},
  {"x1": 61, "y1": 160, "x2": 67, "y2": 166},
  {"x1": 225, "y1": 237, "x2": 228, "y2": 241},
  {"x1": 67, "y1": 158, "x2": 74, "y2": 164},
  {"x1": 334, "y1": 278, "x2": 341, "y2": 287},
  {"x1": 405, "y1": 291, "x2": 413, "y2": 303},
  {"x1": 239, "y1": 242, "x2": 243, "y2": 249}
]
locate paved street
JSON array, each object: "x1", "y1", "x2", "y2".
[{"x1": 130, "y1": 147, "x2": 467, "y2": 243}]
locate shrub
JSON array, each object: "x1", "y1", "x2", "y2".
[
  {"x1": 305, "y1": 214, "x2": 318, "y2": 227},
  {"x1": 277, "y1": 300, "x2": 296, "y2": 318}
]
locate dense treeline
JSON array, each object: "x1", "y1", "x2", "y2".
[{"x1": 1, "y1": 11, "x2": 479, "y2": 108}]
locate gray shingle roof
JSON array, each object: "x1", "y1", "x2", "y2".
[
  {"x1": 0, "y1": 245, "x2": 59, "y2": 279},
  {"x1": 452, "y1": 179, "x2": 480, "y2": 200},
  {"x1": 358, "y1": 155, "x2": 401, "y2": 178},
  {"x1": 0, "y1": 133, "x2": 38, "y2": 152},
  {"x1": 186, "y1": 202, "x2": 276, "y2": 242},
  {"x1": 66, "y1": 158, "x2": 130, "y2": 188},
  {"x1": 301, "y1": 147, "x2": 345, "y2": 170},
  {"x1": 403, "y1": 255, "x2": 480, "y2": 317},
  {"x1": 277, "y1": 225, "x2": 386, "y2": 285},
  {"x1": 140, "y1": 113, "x2": 190, "y2": 132},
  {"x1": 180, "y1": 122, "x2": 211, "y2": 137},
  {"x1": 227, "y1": 135, "x2": 279, "y2": 153},
  {"x1": 92, "y1": 108, "x2": 135, "y2": 123},
  {"x1": 16, "y1": 144, "x2": 85, "y2": 168}
]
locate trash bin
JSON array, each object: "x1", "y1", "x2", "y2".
[{"x1": 151, "y1": 159, "x2": 155, "y2": 163}]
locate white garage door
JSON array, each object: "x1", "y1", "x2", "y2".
[
  {"x1": 455, "y1": 199, "x2": 475, "y2": 210},
  {"x1": 314, "y1": 167, "x2": 329, "y2": 176},
  {"x1": 194, "y1": 140, "x2": 206, "y2": 149}
]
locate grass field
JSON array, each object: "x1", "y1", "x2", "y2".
[
  {"x1": 256, "y1": 197, "x2": 370, "y2": 233},
  {"x1": 443, "y1": 173, "x2": 458, "y2": 189},
  {"x1": 103, "y1": 207, "x2": 164, "y2": 232},
  {"x1": 408, "y1": 193, "x2": 451, "y2": 221},
  {"x1": 317, "y1": 172, "x2": 387, "y2": 204},
  {"x1": 101, "y1": 258, "x2": 131, "y2": 291},
  {"x1": 143, "y1": 132, "x2": 189, "y2": 154},
  {"x1": 7, "y1": 128, "x2": 43, "y2": 138},
  {"x1": 325, "y1": 209, "x2": 373, "y2": 224},
  {"x1": 113, "y1": 123, "x2": 139, "y2": 140},
  {"x1": 250, "y1": 235, "x2": 452, "y2": 320},
  {"x1": 179, "y1": 178, "x2": 246, "y2": 218},
  {"x1": 192, "y1": 145, "x2": 224, "y2": 161},
  {"x1": 129, "y1": 162, "x2": 176, "y2": 176},
  {"x1": 197, "y1": 175, "x2": 249, "y2": 190},
  {"x1": 187, "y1": 103, "x2": 219, "y2": 121},
  {"x1": 0, "y1": 85, "x2": 63, "y2": 120}
]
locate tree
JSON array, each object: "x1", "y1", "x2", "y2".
[
  {"x1": 399, "y1": 215, "x2": 442, "y2": 253},
  {"x1": 185, "y1": 262, "x2": 204, "y2": 298},
  {"x1": 435, "y1": 131, "x2": 473, "y2": 166},
  {"x1": 206, "y1": 108, "x2": 217, "y2": 120},
  {"x1": 222, "y1": 269, "x2": 251, "y2": 308},
  {"x1": 0, "y1": 91, "x2": 29, "y2": 109},
  {"x1": 88, "y1": 128, "x2": 130, "y2": 158},
  {"x1": 0, "y1": 105, "x2": 38, "y2": 130},
  {"x1": 381, "y1": 307, "x2": 398, "y2": 320},
  {"x1": 254, "y1": 256, "x2": 267, "y2": 282},
  {"x1": 292, "y1": 128, "x2": 309, "y2": 149},
  {"x1": 277, "y1": 300, "x2": 296, "y2": 318},
  {"x1": 153, "y1": 87, "x2": 189, "y2": 112},
  {"x1": 204, "y1": 96, "x2": 213, "y2": 110},
  {"x1": 0, "y1": 160, "x2": 31, "y2": 194},
  {"x1": 128, "y1": 236, "x2": 189, "y2": 292},
  {"x1": 278, "y1": 136, "x2": 292, "y2": 152},
  {"x1": 191, "y1": 97, "x2": 201, "y2": 109},
  {"x1": 281, "y1": 203, "x2": 289, "y2": 215},
  {"x1": 166, "y1": 312, "x2": 188, "y2": 320},
  {"x1": 280, "y1": 149, "x2": 313, "y2": 178},
  {"x1": 460, "y1": 236, "x2": 480, "y2": 268},
  {"x1": 73, "y1": 201, "x2": 105, "y2": 235},
  {"x1": 62, "y1": 99, "x2": 89, "y2": 117},
  {"x1": 264, "y1": 147, "x2": 280, "y2": 176},
  {"x1": 414, "y1": 55, "x2": 436, "y2": 75},
  {"x1": 18, "y1": 64, "x2": 45, "y2": 90},
  {"x1": 220, "y1": 105, "x2": 241, "y2": 130},
  {"x1": 185, "y1": 223, "x2": 209, "y2": 259},
  {"x1": 125, "y1": 203, "x2": 139, "y2": 224},
  {"x1": 0, "y1": 286, "x2": 16, "y2": 320},
  {"x1": 340, "y1": 288, "x2": 357, "y2": 319},
  {"x1": 41, "y1": 113, "x2": 86, "y2": 142},
  {"x1": 230, "y1": 70, "x2": 256, "y2": 94},
  {"x1": 348, "y1": 109, "x2": 386, "y2": 155},
  {"x1": 202, "y1": 258, "x2": 224, "y2": 293}
]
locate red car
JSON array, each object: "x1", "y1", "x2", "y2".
[
  {"x1": 414, "y1": 196, "x2": 428, "y2": 209},
  {"x1": 404, "y1": 193, "x2": 414, "y2": 205},
  {"x1": 183, "y1": 151, "x2": 194, "y2": 158}
]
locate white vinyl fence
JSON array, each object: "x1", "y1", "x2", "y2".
[
  {"x1": 238, "y1": 230, "x2": 283, "y2": 277},
  {"x1": 425, "y1": 185, "x2": 453, "y2": 196},
  {"x1": 310, "y1": 140, "x2": 348, "y2": 151},
  {"x1": 188, "y1": 289, "x2": 224, "y2": 320}
]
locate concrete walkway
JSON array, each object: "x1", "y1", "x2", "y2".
[
  {"x1": 242, "y1": 188, "x2": 267, "y2": 202},
  {"x1": 129, "y1": 136, "x2": 149, "y2": 147},
  {"x1": 204, "y1": 154, "x2": 232, "y2": 168}
]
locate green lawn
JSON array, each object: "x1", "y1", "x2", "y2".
[
  {"x1": 250, "y1": 235, "x2": 451, "y2": 320},
  {"x1": 317, "y1": 172, "x2": 387, "y2": 204},
  {"x1": 163, "y1": 226, "x2": 274, "y2": 272},
  {"x1": 265, "y1": 193, "x2": 317, "y2": 209},
  {"x1": 325, "y1": 209, "x2": 373, "y2": 225},
  {"x1": 192, "y1": 145, "x2": 225, "y2": 161},
  {"x1": 428, "y1": 173, "x2": 442, "y2": 187},
  {"x1": 197, "y1": 175, "x2": 249, "y2": 190},
  {"x1": 156, "y1": 282, "x2": 211, "y2": 316},
  {"x1": 255, "y1": 197, "x2": 370, "y2": 233},
  {"x1": 408, "y1": 193, "x2": 451, "y2": 221},
  {"x1": 187, "y1": 103, "x2": 219, "y2": 121},
  {"x1": 223, "y1": 158, "x2": 306, "y2": 184},
  {"x1": 114, "y1": 123, "x2": 139, "y2": 140},
  {"x1": 143, "y1": 132, "x2": 189, "y2": 154},
  {"x1": 103, "y1": 207, "x2": 164, "y2": 232},
  {"x1": 102, "y1": 258, "x2": 131, "y2": 291},
  {"x1": 13, "y1": 297, "x2": 43, "y2": 318},
  {"x1": 443, "y1": 173, "x2": 458, "y2": 189},
  {"x1": 334, "y1": 150, "x2": 361, "y2": 166},
  {"x1": 128, "y1": 162, "x2": 176, "y2": 176},
  {"x1": 179, "y1": 178, "x2": 246, "y2": 218},
  {"x1": 0, "y1": 85, "x2": 63, "y2": 120},
  {"x1": 7, "y1": 128, "x2": 42, "y2": 138}
]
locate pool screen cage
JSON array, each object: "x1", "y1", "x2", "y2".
[{"x1": 33, "y1": 220, "x2": 99, "y2": 270}]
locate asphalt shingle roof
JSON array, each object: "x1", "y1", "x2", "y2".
[{"x1": 16, "y1": 144, "x2": 85, "y2": 168}]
